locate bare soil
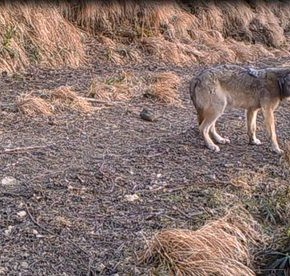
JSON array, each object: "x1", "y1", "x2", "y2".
[{"x1": 1, "y1": 57, "x2": 290, "y2": 275}]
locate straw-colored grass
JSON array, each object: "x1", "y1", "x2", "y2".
[
  {"x1": 0, "y1": 1, "x2": 85, "y2": 72},
  {"x1": 57, "y1": 0, "x2": 290, "y2": 66},
  {"x1": 146, "y1": 72, "x2": 182, "y2": 105},
  {"x1": 16, "y1": 87, "x2": 94, "y2": 116},
  {"x1": 141, "y1": 208, "x2": 264, "y2": 276},
  {"x1": 0, "y1": 1, "x2": 290, "y2": 70},
  {"x1": 87, "y1": 72, "x2": 139, "y2": 102},
  {"x1": 17, "y1": 95, "x2": 54, "y2": 116},
  {"x1": 49, "y1": 86, "x2": 93, "y2": 113}
]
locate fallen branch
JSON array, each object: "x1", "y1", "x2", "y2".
[
  {"x1": 0, "y1": 145, "x2": 50, "y2": 154},
  {"x1": 24, "y1": 203, "x2": 55, "y2": 236}
]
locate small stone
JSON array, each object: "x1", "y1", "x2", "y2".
[
  {"x1": 0, "y1": 266, "x2": 7, "y2": 274},
  {"x1": 17, "y1": 211, "x2": 27, "y2": 218},
  {"x1": 124, "y1": 194, "x2": 140, "y2": 202},
  {"x1": 1, "y1": 176, "x2": 18, "y2": 186},
  {"x1": 156, "y1": 173, "x2": 162, "y2": 178},
  {"x1": 21, "y1": 262, "x2": 29, "y2": 269},
  {"x1": 4, "y1": 226, "x2": 13, "y2": 236},
  {"x1": 96, "y1": 263, "x2": 106, "y2": 272},
  {"x1": 208, "y1": 174, "x2": 216, "y2": 180},
  {"x1": 140, "y1": 108, "x2": 156, "y2": 122},
  {"x1": 32, "y1": 229, "x2": 38, "y2": 235}
]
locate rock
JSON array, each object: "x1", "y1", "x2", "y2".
[
  {"x1": 4, "y1": 226, "x2": 13, "y2": 236},
  {"x1": 0, "y1": 266, "x2": 7, "y2": 274},
  {"x1": 140, "y1": 108, "x2": 156, "y2": 122},
  {"x1": 96, "y1": 263, "x2": 106, "y2": 273},
  {"x1": 124, "y1": 194, "x2": 140, "y2": 202},
  {"x1": 17, "y1": 211, "x2": 27, "y2": 218},
  {"x1": 208, "y1": 174, "x2": 216, "y2": 180},
  {"x1": 1, "y1": 176, "x2": 18, "y2": 186},
  {"x1": 20, "y1": 262, "x2": 29, "y2": 269}
]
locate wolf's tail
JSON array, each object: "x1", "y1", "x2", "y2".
[{"x1": 189, "y1": 77, "x2": 203, "y2": 125}]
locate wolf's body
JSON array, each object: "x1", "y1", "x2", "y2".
[{"x1": 190, "y1": 64, "x2": 290, "y2": 154}]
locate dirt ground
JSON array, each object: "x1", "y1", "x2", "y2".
[{"x1": 1, "y1": 57, "x2": 290, "y2": 275}]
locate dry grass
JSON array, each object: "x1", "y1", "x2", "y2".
[
  {"x1": 0, "y1": 1, "x2": 290, "y2": 70},
  {"x1": 0, "y1": 1, "x2": 85, "y2": 72},
  {"x1": 17, "y1": 95, "x2": 54, "y2": 116},
  {"x1": 59, "y1": 1, "x2": 290, "y2": 66},
  {"x1": 87, "y1": 71, "x2": 139, "y2": 102},
  {"x1": 0, "y1": 1, "x2": 288, "y2": 71},
  {"x1": 49, "y1": 86, "x2": 93, "y2": 113},
  {"x1": 146, "y1": 72, "x2": 182, "y2": 105},
  {"x1": 141, "y1": 207, "x2": 263, "y2": 275},
  {"x1": 280, "y1": 141, "x2": 290, "y2": 177},
  {"x1": 18, "y1": 86, "x2": 94, "y2": 116},
  {"x1": 141, "y1": 37, "x2": 199, "y2": 65}
]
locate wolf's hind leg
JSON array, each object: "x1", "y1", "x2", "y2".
[
  {"x1": 210, "y1": 121, "x2": 230, "y2": 144},
  {"x1": 199, "y1": 112, "x2": 221, "y2": 152}
]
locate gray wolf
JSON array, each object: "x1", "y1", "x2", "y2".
[{"x1": 190, "y1": 64, "x2": 290, "y2": 154}]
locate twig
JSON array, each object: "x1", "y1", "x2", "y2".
[
  {"x1": 24, "y1": 203, "x2": 90, "y2": 256},
  {"x1": 24, "y1": 203, "x2": 55, "y2": 235},
  {"x1": 0, "y1": 145, "x2": 50, "y2": 154}
]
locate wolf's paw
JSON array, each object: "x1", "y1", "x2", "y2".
[
  {"x1": 249, "y1": 138, "x2": 262, "y2": 145},
  {"x1": 207, "y1": 144, "x2": 220, "y2": 152},
  {"x1": 272, "y1": 146, "x2": 284, "y2": 155},
  {"x1": 217, "y1": 137, "x2": 230, "y2": 144}
]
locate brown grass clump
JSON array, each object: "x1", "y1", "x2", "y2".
[
  {"x1": 87, "y1": 72, "x2": 138, "y2": 102},
  {"x1": 146, "y1": 72, "x2": 182, "y2": 105},
  {"x1": 17, "y1": 95, "x2": 54, "y2": 116},
  {"x1": 49, "y1": 86, "x2": 93, "y2": 113},
  {"x1": 141, "y1": 208, "x2": 263, "y2": 275}
]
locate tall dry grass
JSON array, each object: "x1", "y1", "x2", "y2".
[
  {"x1": 141, "y1": 207, "x2": 264, "y2": 275},
  {"x1": 1, "y1": 1, "x2": 290, "y2": 71},
  {"x1": 0, "y1": 1, "x2": 85, "y2": 72},
  {"x1": 146, "y1": 72, "x2": 182, "y2": 105}
]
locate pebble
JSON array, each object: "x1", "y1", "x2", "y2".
[
  {"x1": 17, "y1": 211, "x2": 27, "y2": 218},
  {"x1": 1, "y1": 176, "x2": 18, "y2": 186},
  {"x1": 21, "y1": 262, "x2": 29, "y2": 269},
  {"x1": 140, "y1": 108, "x2": 156, "y2": 122},
  {"x1": 124, "y1": 194, "x2": 140, "y2": 202},
  {"x1": 4, "y1": 226, "x2": 13, "y2": 236}
]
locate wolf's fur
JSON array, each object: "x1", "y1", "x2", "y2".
[{"x1": 190, "y1": 64, "x2": 290, "y2": 154}]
